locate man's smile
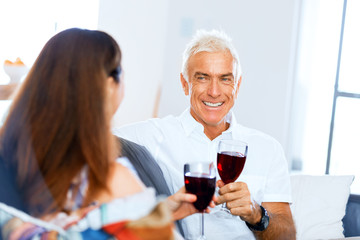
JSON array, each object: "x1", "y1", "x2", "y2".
[{"x1": 203, "y1": 101, "x2": 224, "y2": 107}]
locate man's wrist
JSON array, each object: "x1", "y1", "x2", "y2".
[{"x1": 245, "y1": 205, "x2": 269, "y2": 232}]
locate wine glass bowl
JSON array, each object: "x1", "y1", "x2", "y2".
[
  {"x1": 217, "y1": 140, "x2": 248, "y2": 212},
  {"x1": 184, "y1": 162, "x2": 216, "y2": 240},
  {"x1": 217, "y1": 151, "x2": 246, "y2": 184}
]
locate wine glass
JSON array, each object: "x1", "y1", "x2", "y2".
[
  {"x1": 217, "y1": 139, "x2": 248, "y2": 213},
  {"x1": 184, "y1": 162, "x2": 216, "y2": 240}
]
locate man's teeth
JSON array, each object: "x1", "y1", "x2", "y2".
[{"x1": 204, "y1": 101, "x2": 223, "y2": 107}]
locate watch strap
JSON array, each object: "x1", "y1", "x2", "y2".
[{"x1": 245, "y1": 205, "x2": 269, "y2": 232}]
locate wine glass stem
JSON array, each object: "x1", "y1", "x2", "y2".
[{"x1": 201, "y1": 212, "x2": 205, "y2": 237}]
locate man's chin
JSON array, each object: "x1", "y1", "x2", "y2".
[
  {"x1": 190, "y1": 109, "x2": 227, "y2": 126},
  {"x1": 202, "y1": 118, "x2": 227, "y2": 128}
]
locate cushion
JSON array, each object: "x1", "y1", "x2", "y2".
[
  {"x1": 0, "y1": 195, "x2": 174, "y2": 240},
  {"x1": 290, "y1": 175, "x2": 354, "y2": 240}
]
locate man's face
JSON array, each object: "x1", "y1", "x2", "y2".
[{"x1": 181, "y1": 51, "x2": 241, "y2": 129}]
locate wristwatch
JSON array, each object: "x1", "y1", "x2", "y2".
[{"x1": 245, "y1": 205, "x2": 269, "y2": 232}]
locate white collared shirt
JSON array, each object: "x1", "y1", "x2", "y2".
[{"x1": 113, "y1": 108, "x2": 291, "y2": 240}]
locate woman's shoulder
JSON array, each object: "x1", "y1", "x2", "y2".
[{"x1": 100, "y1": 158, "x2": 146, "y2": 202}]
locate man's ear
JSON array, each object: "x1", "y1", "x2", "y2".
[
  {"x1": 180, "y1": 73, "x2": 190, "y2": 96},
  {"x1": 235, "y1": 76, "x2": 242, "y2": 97}
]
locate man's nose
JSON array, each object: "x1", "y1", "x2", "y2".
[{"x1": 207, "y1": 79, "x2": 221, "y2": 97}]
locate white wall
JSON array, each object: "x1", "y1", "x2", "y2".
[
  {"x1": 98, "y1": 0, "x2": 169, "y2": 126},
  {"x1": 98, "y1": 0, "x2": 301, "y2": 163}
]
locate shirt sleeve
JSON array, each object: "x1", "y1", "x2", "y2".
[{"x1": 262, "y1": 139, "x2": 292, "y2": 203}]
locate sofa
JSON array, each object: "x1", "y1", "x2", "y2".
[
  {"x1": 290, "y1": 175, "x2": 360, "y2": 240},
  {"x1": 343, "y1": 194, "x2": 360, "y2": 238}
]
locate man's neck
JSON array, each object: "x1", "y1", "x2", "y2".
[
  {"x1": 188, "y1": 109, "x2": 232, "y2": 140},
  {"x1": 203, "y1": 122, "x2": 230, "y2": 141}
]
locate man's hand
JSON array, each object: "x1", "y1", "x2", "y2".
[
  {"x1": 215, "y1": 180, "x2": 296, "y2": 239},
  {"x1": 215, "y1": 180, "x2": 262, "y2": 224},
  {"x1": 166, "y1": 186, "x2": 216, "y2": 221}
]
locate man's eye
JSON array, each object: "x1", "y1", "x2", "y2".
[
  {"x1": 197, "y1": 76, "x2": 206, "y2": 81},
  {"x1": 221, "y1": 78, "x2": 233, "y2": 84}
]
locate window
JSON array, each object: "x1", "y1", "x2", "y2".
[
  {"x1": 290, "y1": 0, "x2": 360, "y2": 193},
  {"x1": 0, "y1": 0, "x2": 99, "y2": 123},
  {"x1": 326, "y1": 0, "x2": 360, "y2": 193}
]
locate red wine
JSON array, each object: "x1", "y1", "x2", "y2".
[
  {"x1": 217, "y1": 151, "x2": 246, "y2": 184},
  {"x1": 184, "y1": 174, "x2": 216, "y2": 211}
]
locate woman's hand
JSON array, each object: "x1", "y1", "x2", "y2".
[{"x1": 166, "y1": 186, "x2": 215, "y2": 220}]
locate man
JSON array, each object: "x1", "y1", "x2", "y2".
[{"x1": 114, "y1": 29, "x2": 296, "y2": 240}]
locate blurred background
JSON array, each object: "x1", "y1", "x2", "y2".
[{"x1": 0, "y1": 0, "x2": 359, "y2": 193}]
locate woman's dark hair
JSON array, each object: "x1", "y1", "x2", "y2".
[{"x1": 0, "y1": 28, "x2": 121, "y2": 216}]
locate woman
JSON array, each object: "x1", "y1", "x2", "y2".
[{"x1": 0, "y1": 28, "x2": 202, "y2": 239}]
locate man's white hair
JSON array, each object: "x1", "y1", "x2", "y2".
[{"x1": 181, "y1": 29, "x2": 242, "y2": 83}]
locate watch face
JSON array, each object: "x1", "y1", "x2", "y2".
[{"x1": 261, "y1": 207, "x2": 269, "y2": 229}]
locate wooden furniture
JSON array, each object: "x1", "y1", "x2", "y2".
[{"x1": 0, "y1": 83, "x2": 19, "y2": 100}]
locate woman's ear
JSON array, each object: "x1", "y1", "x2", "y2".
[
  {"x1": 106, "y1": 76, "x2": 124, "y2": 116},
  {"x1": 107, "y1": 76, "x2": 116, "y2": 97},
  {"x1": 180, "y1": 73, "x2": 190, "y2": 96}
]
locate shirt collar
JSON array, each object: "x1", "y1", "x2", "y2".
[{"x1": 179, "y1": 107, "x2": 237, "y2": 137}]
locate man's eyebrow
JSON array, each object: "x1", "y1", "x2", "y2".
[
  {"x1": 194, "y1": 72, "x2": 210, "y2": 77},
  {"x1": 219, "y1": 73, "x2": 234, "y2": 78}
]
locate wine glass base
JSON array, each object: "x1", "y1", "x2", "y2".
[
  {"x1": 220, "y1": 207, "x2": 231, "y2": 213},
  {"x1": 213, "y1": 206, "x2": 237, "y2": 219},
  {"x1": 220, "y1": 203, "x2": 232, "y2": 214}
]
